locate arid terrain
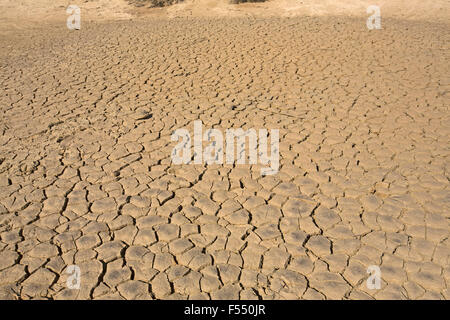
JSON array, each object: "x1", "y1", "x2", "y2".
[{"x1": 0, "y1": 0, "x2": 449, "y2": 300}]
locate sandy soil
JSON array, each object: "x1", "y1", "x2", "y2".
[
  {"x1": 0, "y1": 0, "x2": 449, "y2": 300},
  {"x1": 1, "y1": 0, "x2": 449, "y2": 32},
  {"x1": 163, "y1": 0, "x2": 450, "y2": 21}
]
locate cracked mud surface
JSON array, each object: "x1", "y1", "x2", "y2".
[{"x1": 0, "y1": 16, "x2": 449, "y2": 300}]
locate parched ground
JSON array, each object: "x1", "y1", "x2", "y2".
[{"x1": 0, "y1": 11, "x2": 449, "y2": 300}]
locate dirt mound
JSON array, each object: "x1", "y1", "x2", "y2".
[
  {"x1": 127, "y1": 0, "x2": 184, "y2": 8},
  {"x1": 127, "y1": 0, "x2": 267, "y2": 8}
]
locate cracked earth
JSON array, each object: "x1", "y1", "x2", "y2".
[{"x1": 0, "y1": 6, "x2": 449, "y2": 300}]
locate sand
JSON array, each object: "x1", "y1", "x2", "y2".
[{"x1": 0, "y1": 0, "x2": 449, "y2": 300}]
